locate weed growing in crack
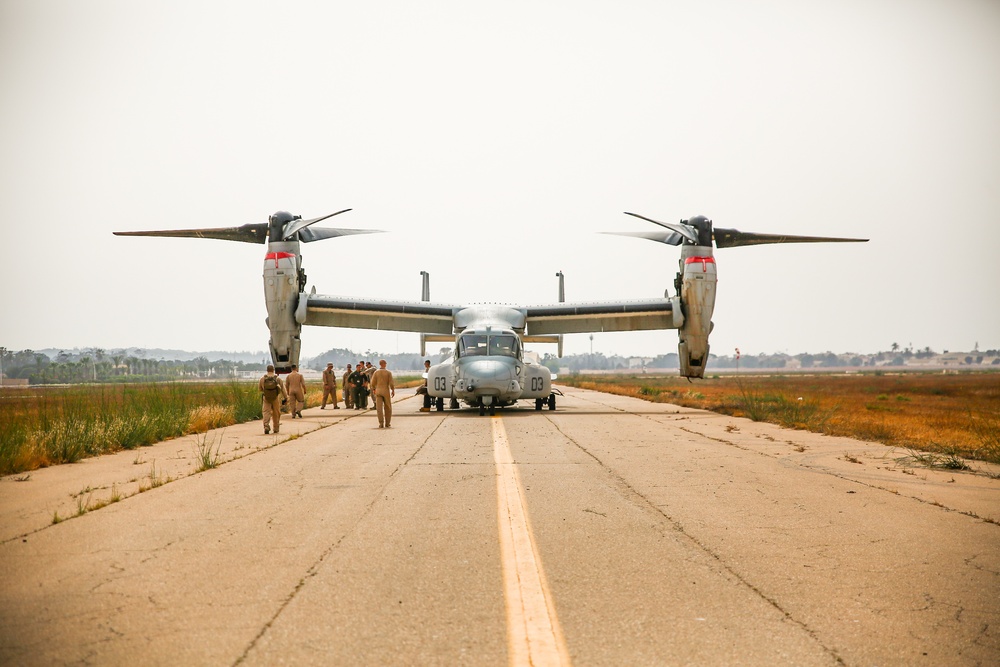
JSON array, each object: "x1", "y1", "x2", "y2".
[
  {"x1": 98, "y1": 483, "x2": 122, "y2": 509},
  {"x1": 75, "y1": 492, "x2": 92, "y2": 517},
  {"x1": 139, "y1": 463, "x2": 166, "y2": 492},
  {"x1": 194, "y1": 430, "x2": 223, "y2": 471},
  {"x1": 897, "y1": 448, "x2": 972, "y2": 472}
]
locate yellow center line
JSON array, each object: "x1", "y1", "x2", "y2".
[{"x1": 492, "y1": 417, "x2": 572, "y2": 667}]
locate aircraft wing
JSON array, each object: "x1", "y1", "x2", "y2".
[
  {"x1": 301, "y1": 294, "x2": 679, "y2": 337},
  {"x1": 525, "y1": 298, "x2": 679, "y2": 335},
  {"x1": 299, "y1": 294, "x2": 458, "y2": 335}
]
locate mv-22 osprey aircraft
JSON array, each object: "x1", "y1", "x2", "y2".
[{"x1": 116, "y1": 210, "x2": 866, "y2": 415}]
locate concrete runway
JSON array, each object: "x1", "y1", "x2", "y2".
[{"x1": 1, "y1": 386, "x2": 998, "y2": 666}]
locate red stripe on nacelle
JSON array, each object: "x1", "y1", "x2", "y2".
[
  {"x1": 264, "y1": 251, "x2": 295, "y2": 268},
  {"x1": 684, "y1": 256, "x2": 715, "y2": 273}
]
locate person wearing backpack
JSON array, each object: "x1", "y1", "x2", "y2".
[{"x1": 258, "y1": 364, "x2": 288, "y2": 434}]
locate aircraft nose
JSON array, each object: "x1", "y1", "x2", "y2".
[{"x1": 464, "y1": 359, "x2": 508, "y2": 379}]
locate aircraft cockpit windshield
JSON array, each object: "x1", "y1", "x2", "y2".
[{"x1": 458, "y1": 333, "x2": 521, "y2": 359}]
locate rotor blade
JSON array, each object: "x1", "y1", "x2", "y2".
[
  {"x1": 282, "y1": 208, "x2": 352, "y2": 240},
  {"x1": 600, "y1": 230, "x2": 685, "y2": 246},
  {"x1": 623, "y1": 212, "x2": 699, "y2": 245},
  {"x1": 113, "y1": 224, "x2": 267, "y2": 245},
  {"x1": 298, "y1": 227, "x2": 386, "y2": 243},
  {"x1": 713, "y1": 227, "x2": 869, "y2": 248}
]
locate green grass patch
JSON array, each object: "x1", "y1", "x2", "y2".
[{"x1": 0, "y1": 381, "x2": 267, "y2": 476}]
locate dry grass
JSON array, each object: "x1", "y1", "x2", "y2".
[
  {"x1": 186, "y1": 405, "x2": 235, "y2": 433},
  {"x1": 559, "y1": 372, "x2": 1000, "y2": 464}
]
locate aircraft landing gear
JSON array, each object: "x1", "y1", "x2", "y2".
[
  {"x1": 535, "y1": 398, "x2": 543, "y2": 411},
  {"x1": 450, "y1": 398, "x2": 459, "y2": 410},
  {"x1": 479, "y1": 397, "x2": 495, "y2": 416},
  {"x1": 435, "y1": 397, "x2": 444, "y2": 411},
  {"x1": 547, "y1": 393, "x2": 556, "y2": 410}
]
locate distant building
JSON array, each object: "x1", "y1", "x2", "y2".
[
  {"x1": 628, "y1": 357, "x2": 653, "y2": 369},
  {"x1": 0, "y1": 374, "x2": 29, "y2": 387}
]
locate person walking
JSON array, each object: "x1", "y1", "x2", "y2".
[
  {"x1": 259, "y1": 364, "x2": 287, "y2": 434},
  {"x1": 342, "y1": 364, "x2": 354, "y2": 409},
  {"x1": 321, "y1": 362, "x2": 339, "y2": 409},
  {"x1": 285, "y1": 364, "x2": 306, "y2": 418},
  {"x1": 370, "y1": 359, "x2": 395, "y2": 428},
  {"x1": 419, "y1": 359, "x2": 432, "y2": 412}
]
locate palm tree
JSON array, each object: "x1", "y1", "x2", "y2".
[{"x1": 79, "y1": 356, "x2": 92, "y2": 383}]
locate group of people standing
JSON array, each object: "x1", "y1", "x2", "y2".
[
  {"x1": 341, "y1": 360, "x2": 395, "y2": 427},
  {"x1": 259, "y1": 359, "x2": 397, "y2": 434}
]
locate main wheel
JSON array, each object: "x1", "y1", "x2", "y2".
[
  {"x1": 547, "y1": 394, "x2": 556, "y2": 410},
  {"x1": 535, "y1": 398, "x2": 543, "y2": 411},
  {"x1": 489, "y1": 403, "x2": 495, "y2": 416},
  {"x1": 479, "y1": 404, "x2": 485, "y2": 416},
  {"x1": 435, "y1": 397, "x2": 444, "y2": 411},
  {"x1": 450, "y1": 398, "x2": 460, "y2": 410}
]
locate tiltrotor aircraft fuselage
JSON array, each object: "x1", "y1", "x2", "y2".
[{"x1": 116, "y1": 209, "x2": 865, "y2": 414}]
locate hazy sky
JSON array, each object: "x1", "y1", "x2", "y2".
[{"x1": 2, "y1": 0, "x2": 998, "y2": 361}]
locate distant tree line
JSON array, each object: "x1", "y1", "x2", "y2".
[
  {"x1": 308, "y1": 347, "x2": 443, "y2": 374},
  {"x1": 0, "y1": 348, "x2": 267, "y2": 384},
  {"x1": 4, "y1": 343, "x2": 997, "y2": 385},
  {"x1": 539, "y1": 347, "x2": 1000, "y2": 373}
]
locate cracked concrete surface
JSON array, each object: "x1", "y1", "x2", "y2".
[{"x1": 0, "y1": 386, "x2": 997, "y2": 665}]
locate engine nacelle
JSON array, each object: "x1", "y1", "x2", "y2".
[
  {"x1": 263, "y1": 241, "x2": 302, "y2": 373},
  {"x1": 677, "y1": 246, "x2": 717, "y2": 379}
]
